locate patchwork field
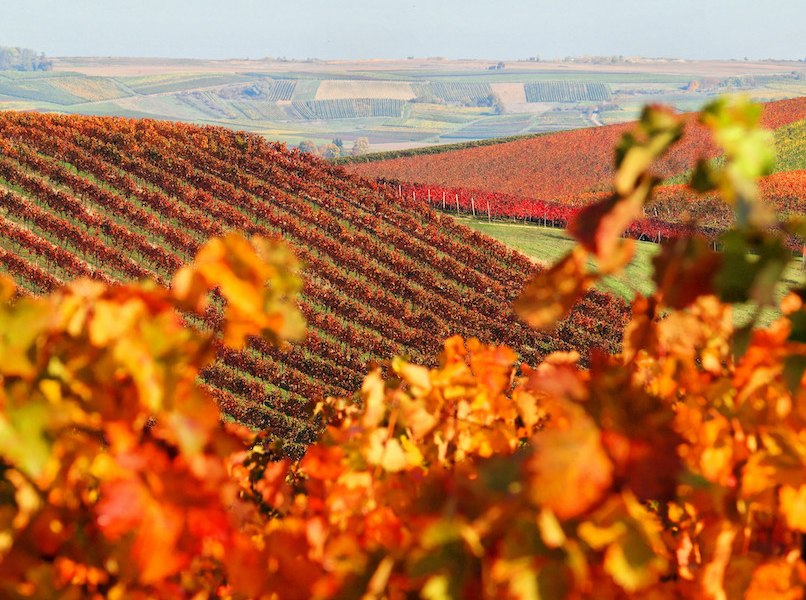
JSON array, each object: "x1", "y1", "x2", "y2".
[{"x1": 0, "y1": 56, "x2": 801, "y2": 151}]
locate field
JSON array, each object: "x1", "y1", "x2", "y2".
[
  {"x1": 0, "y1": 111, "x2": 632, "y2": 455},
  {"x1": 524, "y1": 80, "x2": 612, "y2": 102},
  {"x1": 288, "y1": 98, "x2": 406, "y2": 120},
  {"x1": 0, "y1": 56, "x2": 802, "y2": 151},
  {"x1": 459, "y1": 216, "x2": 803, "y2": 326},
  {"x1": 315, "y1": 80, "x2": 415, "y2": 100}
]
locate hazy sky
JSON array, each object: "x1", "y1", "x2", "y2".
[{"x1": 2, "y1": 0, "x2": 804, "y2": 61}]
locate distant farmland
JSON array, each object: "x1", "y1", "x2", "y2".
[{"x1": 0, "y1": 56, "x2": 802, "y2": 149}]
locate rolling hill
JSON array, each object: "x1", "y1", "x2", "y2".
[
  {"x1": 345, "y1": 96, "x2": 806, "y2": 199},
  {"x1": 0, "y1": 111, "x2": 630, "y2": 457}
]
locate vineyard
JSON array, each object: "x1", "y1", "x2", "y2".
[
  {"x1": 0, "y1": 111, "x2": 630, "y2": 457},
  {"x1": 413, "y1": 81, "x2": 494, "y2": 104},
  {"x1": 395, "y1": 169, "x2": 806, "y2": 249},
  {"x1": 346, "y1": 96, "x2": 806, "y2": 200},
  {"x1": 524, "y1": 80, "x2": 612, "y2": 103},
  {"x1": 288, "y1": 98, "x2": 406, "y2": 120},
  {"x1": 197, "y1": 79, "x2": 298, "y2": 103},
  {"x1": 177, "y1": 90, "x2": 290, "y2": 121},
  {"x1": 774, "y1": 117, "x2": 806, "y2": 172}
]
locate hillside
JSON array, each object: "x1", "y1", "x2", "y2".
[
  {"x1": 0, "y1": 112, "x2": 630, "y2": 456},
  {"x1": 345, "y1": 96, "x2": 806, "y2": 199}
]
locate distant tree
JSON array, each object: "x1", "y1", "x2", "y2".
[
  {"x1": 351, "y1": 137, "x2": 370, "y2": 156},
  {"x1": 0, "y1": 46, "x2": 52, "y2": 71},
  {"x1": 319, "y1": 143, "x2": 342, "y2": 159},
  {"x1": 477, "y1": 94, "x2": 504, "y2": 114},
  {"x1": 298, "y1": 140, "x2": 319, "y2": 155},
  {"x1": 332, "y1": 138, "x2": 344, "y2": 149}
]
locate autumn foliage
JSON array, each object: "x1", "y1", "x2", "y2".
[
  {"x1": 0, "y1": 111, "x2": 629, "y2": 452},
  {"x1": 2, "y1": 97, "x2": 806, "y2": 598},
  {"x1": 346, "y1": 96, "x2": 806, "y2": 200}
]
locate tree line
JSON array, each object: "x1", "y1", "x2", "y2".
[{"x1": 0, "y1": 46, "x2": 52, "y2": 71}]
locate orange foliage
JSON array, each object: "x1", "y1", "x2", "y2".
[{"x1": 1, "y1": 98, "x2": 806, "y2": 599}]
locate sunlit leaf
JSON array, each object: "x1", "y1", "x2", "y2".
[{"x1": 514, "y1": 247, "x2": 593, "y2": 329}]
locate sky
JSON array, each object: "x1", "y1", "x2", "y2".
[{"x1": 1, "y1": 0, "x2": 804, "y2": 61}]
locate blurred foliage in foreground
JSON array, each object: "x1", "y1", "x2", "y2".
[{"x1": 1, "y1": 96, "x2": 806, "y2": 598}]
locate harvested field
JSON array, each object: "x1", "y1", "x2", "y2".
[{"x1": 315, "y1": 80, "x2": 415, "y2": 100}]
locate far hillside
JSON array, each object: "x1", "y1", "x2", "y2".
[{"x1": 344, "y1": 96, "x2": 806, "y2": 200}]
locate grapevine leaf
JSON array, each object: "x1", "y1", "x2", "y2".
[
  {"x1": 526, "y1": 401, "x2": 613, "y2": 520},
  {"x1": 514, "y1": 247, "x2": 594, "y2": 329}
]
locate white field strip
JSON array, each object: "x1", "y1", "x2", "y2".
[
  {"x1": 491, "y1": 82, "x2": 552, "y2": 114},
  {"x1": 491, "y1": 82, "x2": 526, "y2": 104},
  {"x1": 315, "y1": 80, "x2": 416, "y2": 100}
]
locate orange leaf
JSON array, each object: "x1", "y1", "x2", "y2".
[
  {"x1": 514, "y1": 247, "x2": 593, "y2": 329},
  {"x1": 526, "y1": 401, "x2": 613, "y2": 520}
]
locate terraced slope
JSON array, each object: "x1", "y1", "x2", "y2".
[
  {"x1": 0, "y1": 112, "x2": 630, "y2": 456},
  {"x1": 346, "y1": 97, "x2": 806, "y2": 200}
]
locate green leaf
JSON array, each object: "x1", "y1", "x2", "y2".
[
  {"x1": 783, "y1": 355, "x2": 806, "y2": 394},
  {"x1": 715, "y1": 229, "x2": 790, "y2": 306},
  {"x1": 787, "y1": 310, "x2": 806, "y2": 344},
  {"x1": 0, "y1": 400, "x2": 53, "y2": 480}
]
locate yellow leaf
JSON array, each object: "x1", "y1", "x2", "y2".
[
  {"x1": 604, "y1": 527, "x2": 665, "y2": 592},
  {"x1": 780, "y1": 485, "x2": 806, "y2": 532},
  {"x1": 421, "y1": 573, "x2": 451, "y2": 600},
  {"x1": 360, "y1": 369, "x2": 388, "y2": 429},
  {"x1": 0, "y1": 274, "x2": 16, "y2": 302},
  {"x1": 393, "y1": 357, "x2": 432, "y2": 396},
  {"x1": 365, "y1": 430, "x2": 409, "y2": 473},
  {"x1": 88, "y1": 299, "x2": 144, "y2": 347},
  {"x1": 537, "y1": 509, "x2": 566, "y2": 548},
  {"x1": 578, "y1": 521, "x2": 626, "y2": 550}
]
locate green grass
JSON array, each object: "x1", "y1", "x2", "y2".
[
  {"x1": 457, "y1": 216, "x2": 804, "y2": 326},
  {"x1": 291, "y1": 79, "x2": 320, "y2": 101},
  {"x1": 458, "y1": 217, "x2": 659, "y2": 299}
]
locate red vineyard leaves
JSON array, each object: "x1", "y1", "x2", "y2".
[
  {"x1": 0, "y1": 110, "x2": 631, "y2": 447},
  {"x1": 347, "y1": 96, "x2": 806, "y2": 200}
]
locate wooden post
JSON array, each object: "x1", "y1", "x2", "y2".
[
  {"x1": 487, "y1": 200, "x2": 491, "y2": 223},
  {"x1": 427, "y1": 189, "x2": 431, "y2": 203},
  {"x1": 413, "y1": 191, "x2": 416, "y2": 203},
  {"x1": 455, "y1": 194, "x2": 460, "y2": 214},
  {"x1": 442, "y1": 191, "x2": 446, "y2": 210},
  {"x1": 398, "y1": 184, "x2": 402, "y2": 197},
  {"x1": 471, "y1": 196, "x2": 476, "y2": 217}
]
